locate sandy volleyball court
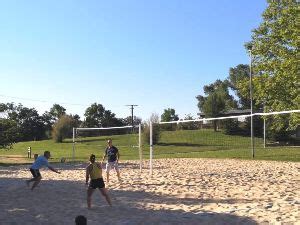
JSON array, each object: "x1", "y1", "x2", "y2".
[{"x1": 0, "y1": 158, "x2": 299, "y2": 225}]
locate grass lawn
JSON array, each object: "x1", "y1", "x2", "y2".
[{"x1": 0, "y1": 129, "x2": 299, "y2": 165}]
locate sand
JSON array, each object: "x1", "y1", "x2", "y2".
[{"x1": 0, "y1": 158, "x2": 299, "y2": 225}]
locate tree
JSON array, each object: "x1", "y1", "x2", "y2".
[
  {"x1": 52, "y1": 115, "x2": 75, "y2": 143},
  {"x1": 227, "y1": 64, "x2": 251, "y2": 109},
  {"x1": 243, "y1": 0, "x2": 299, "y2": 139},
  {"x1": 17, "y1": 107, "x2": 46, "y2": 141},
  {"x1": 161, "y1": 108, "x2": 179, "y2": 122},
  {"x1": 102, "y1": 110, "x2": 123, "y2": 127},
  {"x1": 196, "y1": 80, "x2": 237, "y2": 131},
  {"x1": 41, "y1": 104, "x2": 67, "y2": 137},
  {"x1": 0, "y1": 119, "x2": 18, "y2": 148},
  {"x1": 83, "y1": 103, "x2": 105, "y2": 127},
  {"x1": 83, "y1": 103, "x2": 123, "y2": 128},
  {"x1": 0, "y1": 103, "x2": 19, "y2": 121},
  {"x1": 48, "y1": 104, "x2": 66, "y2": 122},
  {"x1": 122, "y1": 116, "x2": 142, "y2": 126},
  {"x1": 70, "y1": 114, "x2": 82, "y2": 128},
  {"x1": 0, "y1": 103, "x2": 46, "y2": 141},
  {"x1": 160, "y1": 108, "x2": 179, "y2": 131},
  {"x1": 41, "y1": 112, "x2": 54, "y2": 138}
]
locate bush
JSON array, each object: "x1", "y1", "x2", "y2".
[
  {"x1": 143, "y1": 122, "x2": 160, "y2": 145},
  {"x1": 142, "y1": 113, "x2": 161, "y2": 145},
  {"x1": 52, "y1": 115, "x2": 75, "y2": 143},
  {"x1": 159, "y1": 123, "x2": 177, "y2": 131},
  {"x1": 223, "y1": 119, "x2": 242, "y2": 135}
]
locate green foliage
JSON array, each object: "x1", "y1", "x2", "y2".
[
  {"x1": 243, "y1": 0, "x2": 299, "y2": 131},
  {"x1": 196, "y1": 80, "x2": 237, "y2": 117},
  {"x1": 265, "y1": 114, "x2": 295, "y2": 142},
  {"x1": 161, "y1": 108, "x2": 179, "y2": 122},
  {"x1": 122, "y1": 116, "x2": 142, "y2": 126},
  {"x1": 83, "y1": 103, "x2": 123, "y2": 128},
  {"x1": 17, "y1": 107, "x2": 46, "y2": 141},
  {"x1": 143, "y1": 123, "x2": 160, "y2": 145},
  {"x1": 52, "y1": 115, "x2": 75, "y2": 143},
  {"x1": 143, "y1": 113, "x2": 161, "y2": 145},
  {"x1": 196, "y1": 80, "x2": 237, "y2": 131},
  {"x1": 49, "y1": 104, "x2": 66, "y2": 120},
  {"x1": 0, "y1": 103, "x2": 46, "y2": 141},
  {"x1": 0, "y1": 119, "x2": 18, "y2": 148},
  {"x1": 222, "y1": 119, "x2": 241, "y2": 135},
  {"x1": 202, "y1": 92, "x2": 226, "y2": 117},
  {"x1": 70, "y1": 114, "x2": 82, "y2": 128},
  {"x1": 41, "y1": 112, "x2": 54, "y2": 138},
  {"x1": 177, "y1": 114, "x2": 200, "y2": 130},
  {"x1": 160, "y1": 108, "x2": 179, "y2": 131},
  {"x1": 227, "y1": 64, "x2": 251, "y2": 109},
  {"x1": 41, "y1": 104, "x2": 67, "y2": 136}
]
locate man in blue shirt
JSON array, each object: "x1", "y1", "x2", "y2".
[
  {"x1": 26, "y1": 151, "x2": 61, "y2": 190},
  {"x1": 102, "y1": 139, "x2": 121, "y2": 184}
]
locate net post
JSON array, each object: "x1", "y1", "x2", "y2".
[
  {"x1": 72, "y1": 127, "x2": 75, "y2": 162},
  {"x1": 263, "y1": 117, "x2": 266, "y2": 148},
  {"x1": 249, "y1": 49, "x2": 255, "y2": 158},
  {"x1": 138, "y1": 123, "x2": 142, "y2": 173},
  {"x1": 149, "y1": 122, "x2": 153, "y2": 176}
]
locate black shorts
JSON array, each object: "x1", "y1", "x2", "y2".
[
  {"x1": 30, "y1": 168, "x2": 41, "y2": 178},
  {"x1": 89, "y1": 178, "x2": 105, "y2": 189}
]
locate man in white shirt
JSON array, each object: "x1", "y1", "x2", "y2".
[{"x1": 26, "y1": 151, "x2": 61, "y2": 190}]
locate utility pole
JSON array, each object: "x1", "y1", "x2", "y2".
[{"x1": 125, "y1": 104, "x2": 138, "y2": 130}]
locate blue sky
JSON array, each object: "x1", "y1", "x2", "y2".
[{"x1": 0, "y1": 0, "x2": 266, "y2": 121}]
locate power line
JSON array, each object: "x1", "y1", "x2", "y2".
[
  {"x1": 0, "y1": 94, "x2": 140, "y2": 118},
  {"x1": 0, "y1": 94, "x2": 90, "y2": 107}
]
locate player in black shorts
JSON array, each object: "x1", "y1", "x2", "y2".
[{"x1": 86, "y1": 154, "x2": 112, "y2": 208}]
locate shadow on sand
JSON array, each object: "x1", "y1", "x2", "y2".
[{"x1": 0, "y1": 174, "x2": 259, "y2": 225}]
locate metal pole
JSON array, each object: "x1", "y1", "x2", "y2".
[
  {"x1": 139, "y1": 123, "x2": 142, "y2": 173},
  {"x1": 263, "y1": 102, "x2": 266, "y2": 148},
  {"x1": 149, "y1": 122, "x2": 153, "y2": 176},
  {"x1": 263, "y1": 118, "x2": 266, "y2": 148},
  {"x1": 131, "y1": 107, "x2": 134, "y2": 128},
  {"x1": 72, "y1": 127, "x2": 75, "y2": 162},
  {"x1": 249, "y1": 49, "x2": 255, "y2": 158}
]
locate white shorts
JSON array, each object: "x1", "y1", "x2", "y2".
[{"x1": 105, "y1": 161, "x2": 119, "y2": 173}]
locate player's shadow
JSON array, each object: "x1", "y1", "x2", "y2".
[
  {"x1": 51, "y1": 162, "x2": 167, "y2": 172},
  {"x1": 112, "y1": 189, "x2": 257, "y2": 205},
  {"x1": 0, "y1": 176, "x2": 259, "y2": 225}
]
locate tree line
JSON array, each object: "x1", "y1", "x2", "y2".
[{"x1": 0, "y1": 102, "x2": 141, "y2": 148}]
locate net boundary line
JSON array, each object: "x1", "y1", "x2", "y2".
[
  {"x1": 158, "y1": 109, "x2": 300, "y2": 125},
  {"x1": 75, "y1": 125, "x2": 137, "y2": 131}
]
